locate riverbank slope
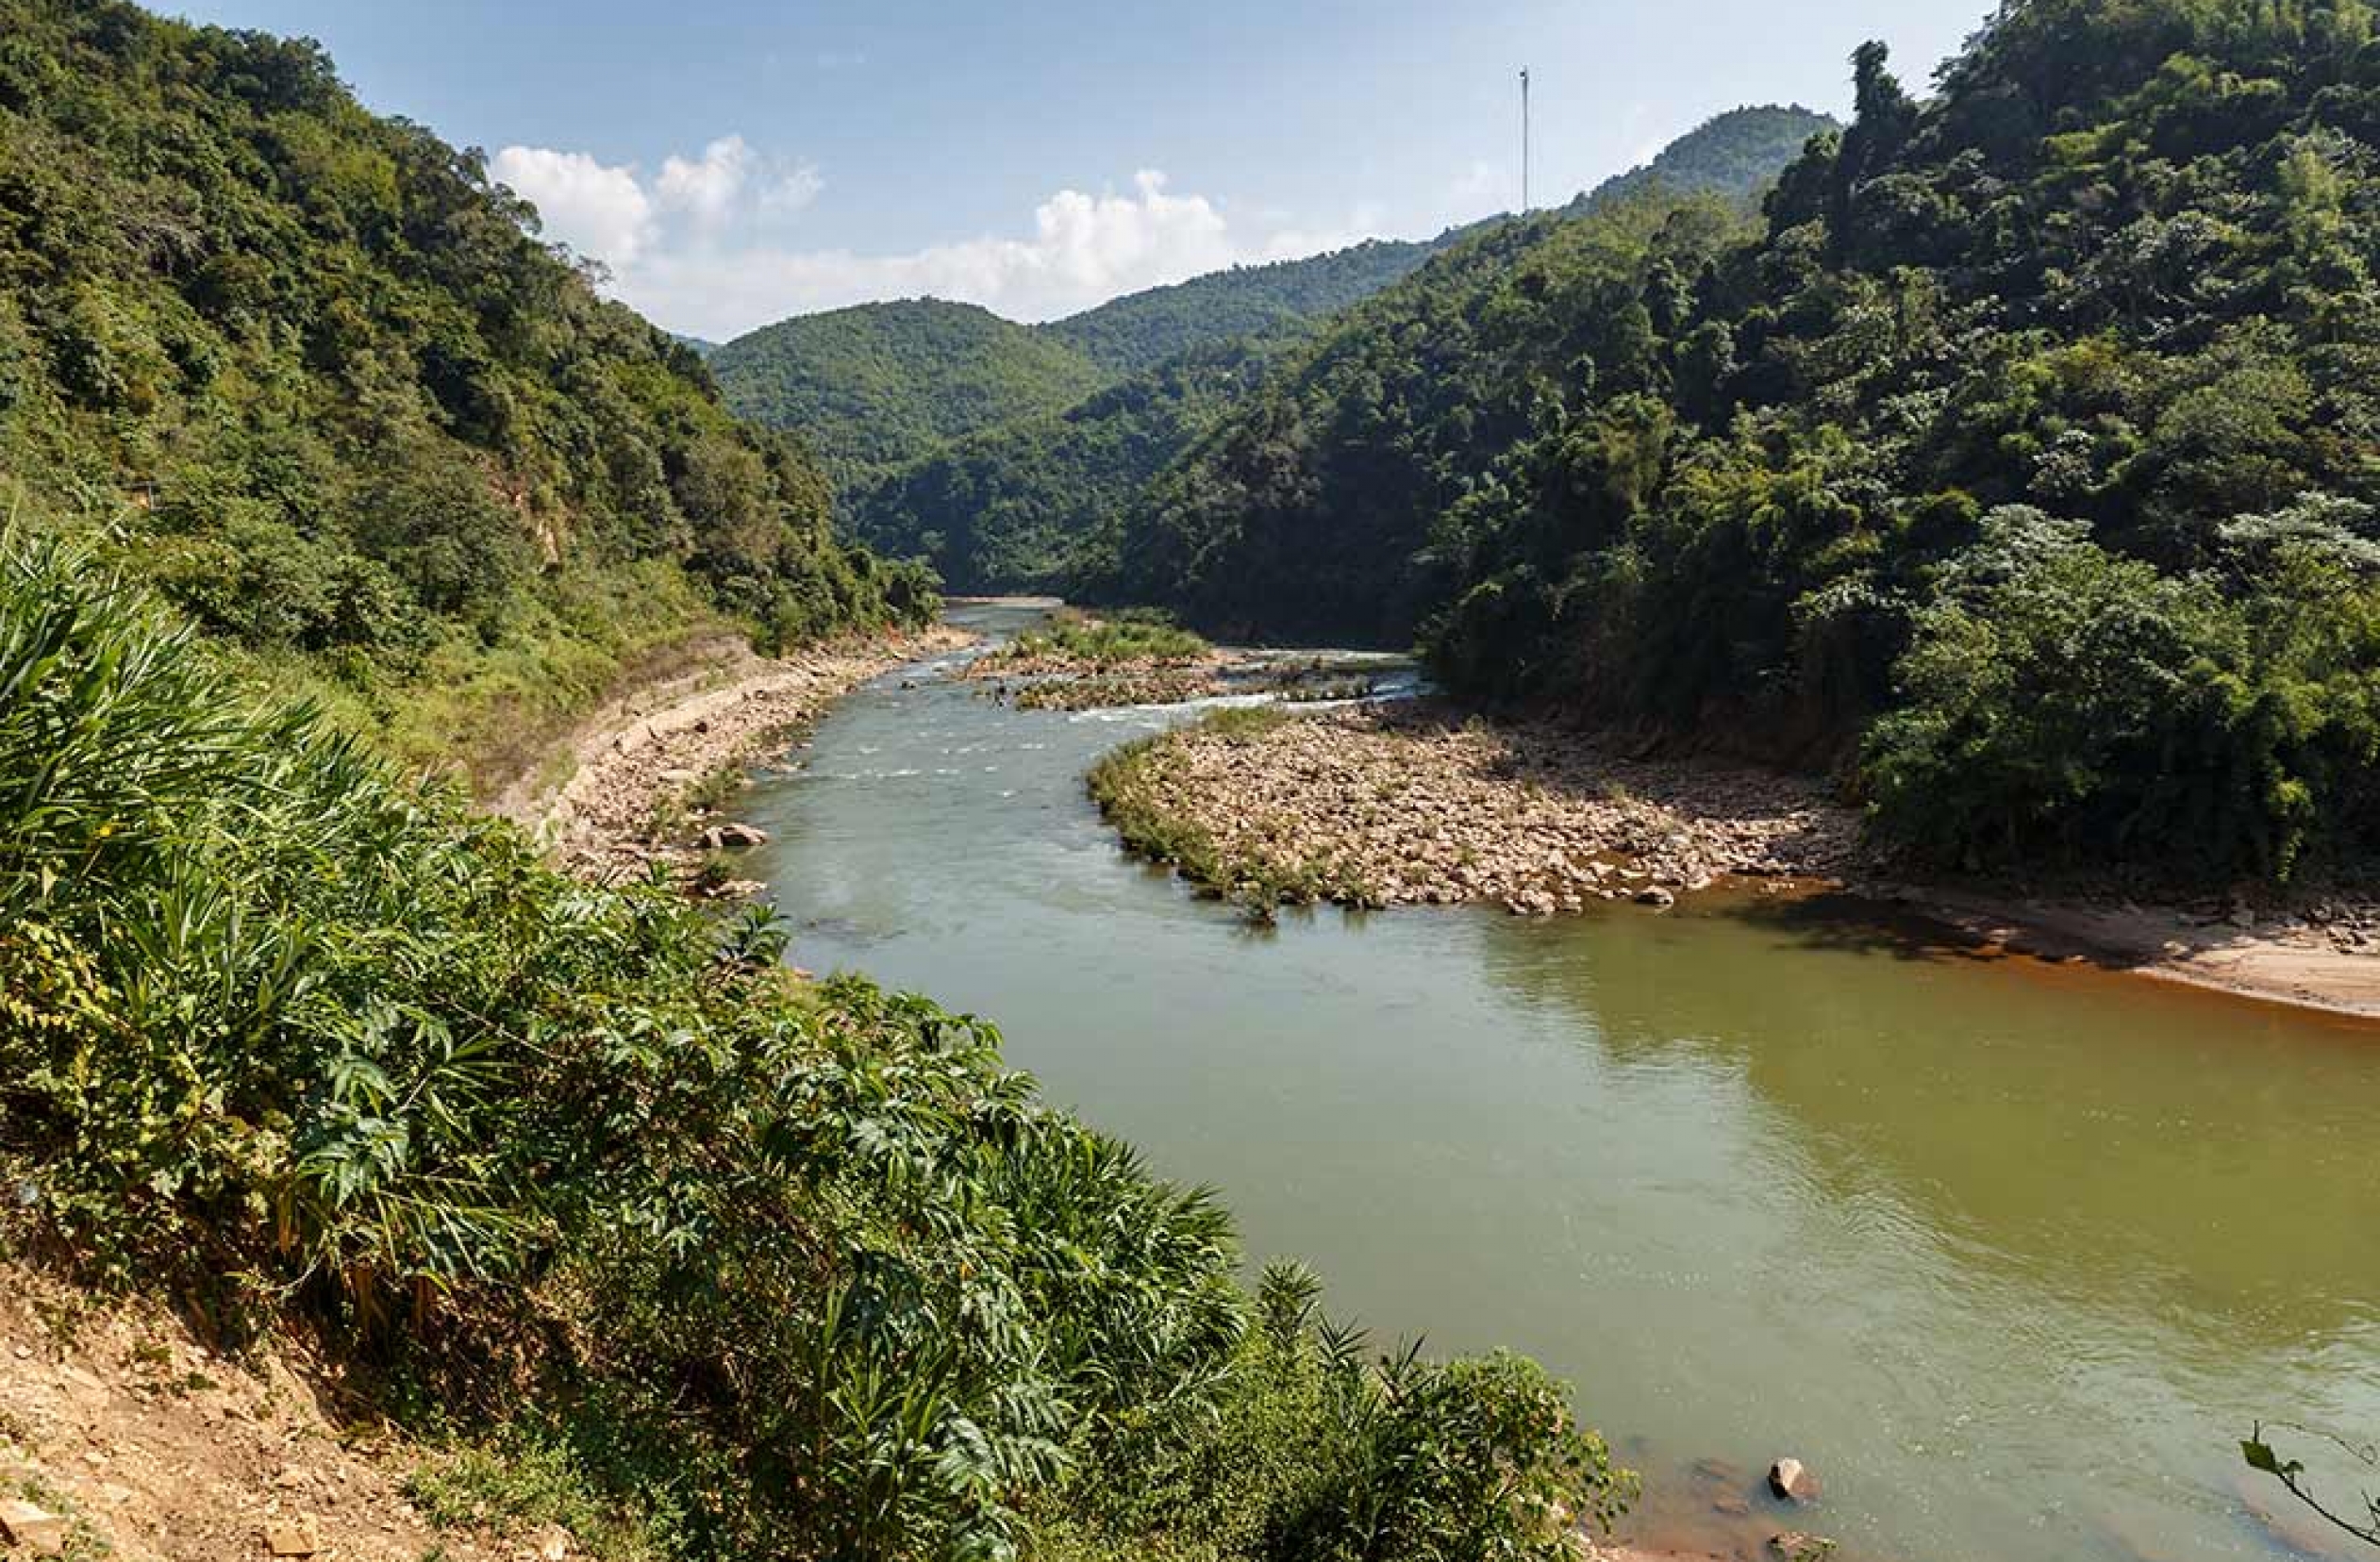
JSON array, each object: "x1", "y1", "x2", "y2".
[{"x1": 488, "y1": 623, "x2": 974, "y2": 881}]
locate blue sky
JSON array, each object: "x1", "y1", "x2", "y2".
[{"x1": 167, "y1": 0, "x2": 1990, "y2": 339}]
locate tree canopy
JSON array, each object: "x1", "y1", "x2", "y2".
[{"x1": 708, "y1": 299, "x2": 1111, "y2": 488}]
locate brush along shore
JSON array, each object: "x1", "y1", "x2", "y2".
[{"x1": 963, "y1": 607, "x2": 1393, "y2": 711}]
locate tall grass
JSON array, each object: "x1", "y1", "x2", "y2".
[{"x1": 0, "y1": 535, "x2": 1625, "y2": 1560}]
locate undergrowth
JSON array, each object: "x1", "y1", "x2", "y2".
[{"x1": 983, "y1": 607, "x2": 1210, "y2": 670}]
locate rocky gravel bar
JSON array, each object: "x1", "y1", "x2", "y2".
[{"x1": 1096, "y1": 702, "x2": 1863, "y2": 915}]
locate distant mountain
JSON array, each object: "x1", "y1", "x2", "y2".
[
  {"x1": 709, "y1": 233, "x2": 1480, "y2": 487},
  {"x1": 707, "y1": 300, "x2": 1108, "y2": 486},
  {"x1": 1041, "y1": 239, "x2": 1458, "y2": 377},
  {"x1": 671, "y1": 332, "x2": 720, "y2": 357},
  {"x1": 840, "y1": 104, "x2": 1838, "y2": 595},
  {"x1": 846, "y1": 336, "x2": 1290, "y2": 592}
]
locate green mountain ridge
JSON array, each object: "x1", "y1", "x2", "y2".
[
  {"x1": 843, "y1": 103, "x2": 1838, "y2": 593},
  {"x1": 1040, "y1": 235, "x2": 1461, "y2": 376},
  {"x1": 707, "y1": 297, "x2": 1108, "y2": 488},
  {"x1": 707, "y1": 233, "x2": 1471, "y2": 491},
  {"x1": 850, "y1": 334, "x2": 1291, "y2": 592},
  {"x1": 1555, "y1": 103, "x2": 1841, "y2": 217}
]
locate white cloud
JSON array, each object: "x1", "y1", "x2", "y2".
[
  {"x1": 490, "y1": 144, "x2": 654, "y2": 267},
  {"x1": 761, "y1": 162, "x2": 825, "y2": 217},
  {"x1": 494, "y1": 138, "x2": 1391, "y2": 340},
  {"x1": 657, "y1": 135, "x2": 753, "y2": 225}
]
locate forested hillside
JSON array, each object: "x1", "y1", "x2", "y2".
[
  {"x1": 1118, "y1": 0, "x2": 2380, "y2": 885},
  {"x1": 1556, "y1": 104, "x2": 1839, "y2": 216},
  {"x1": 707, "y1": 236, "x2": 1482, "y2": 492},
  {"x1": 848, "y1": 107, "x2": 1834, "y2": 594},
  {"x1": 849, "y1": 337, "x2": 1286, "y2": 592},
  {"x1": 707, "y1": 299, "x2": 1107, "y2": 485},
  {"x1": 0, "y1": 0, "x2": 931, "y2": 777},
  {"x1": 1041, "y1": 238, "x2": 1455, "y2": 375}
]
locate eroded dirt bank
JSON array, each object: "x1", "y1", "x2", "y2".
[{"x1": 0, "y1": 1265, "x2": 524, "y2": 1562}]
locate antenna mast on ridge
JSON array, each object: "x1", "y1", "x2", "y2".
[{"x1": 1520, "y1": 67, "x2": 1531, "y2": 211}]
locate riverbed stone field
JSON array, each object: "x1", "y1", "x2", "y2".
[{"x1": 1104, "y1": 701, "x2": 1866, "y2": 913}]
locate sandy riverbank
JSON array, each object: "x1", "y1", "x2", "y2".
[
  {"x1": 1091, "y1": 701, "x2": 2380, "y2": 1021},
  {"x1": 489, "y1": 623, "x2": 974, "y2": 883}
]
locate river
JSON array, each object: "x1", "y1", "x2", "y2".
[{"x1": 738, "y1": 600, "x2": 2380, "y2": 1562}]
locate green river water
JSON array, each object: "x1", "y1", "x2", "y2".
[{"x1": 741, "y1": 601, "x2": 2380, "y2": 1562}]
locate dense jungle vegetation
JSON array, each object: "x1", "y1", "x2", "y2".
[
  {"x1": 1116, "y1": 0, "x2": 2380, "y2": 886},
  {"x1": 847, "y1": 106, "x2": 1835, "y2": 594},
  {"x1": 1039, "y1": 238, "x2": 1459, "y2": 376},
  {"x1": 0, "y1": 0, "x2": 936, "y2": 782},
  {"x1": 709, "y1": 235, "x2": 1474, "y2": 505},
  {"x1": 0, "y1": 537, "x2": 1630, "y2": 1561}
]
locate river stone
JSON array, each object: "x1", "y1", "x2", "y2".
[
  {"x1": 1769, "y1": 1456, "x2": 1820, "y2": 1502},
  {"x1": 1767, "y1": 1533, "x2": 1836, "y2": 1561},
  {"x1": 0, "y1": 1500, "x2": 66, "y2": 1554}
]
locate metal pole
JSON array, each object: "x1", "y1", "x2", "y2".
[{"x1": 1521, "y1": 68, "x2": 1531, "y2": 211}]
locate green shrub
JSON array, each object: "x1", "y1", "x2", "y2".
[{"x1": 989, "y1": 609, "x2": 1210, "y2": 670}]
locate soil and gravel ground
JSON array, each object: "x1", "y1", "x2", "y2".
[{"x1": 0, "y1": 1265, "x2": 526, "y2": 1562}]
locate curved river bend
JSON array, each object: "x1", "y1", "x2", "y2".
[{"x1": 741, "y1": 602, "x2": 2380, "y2": 1562}]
